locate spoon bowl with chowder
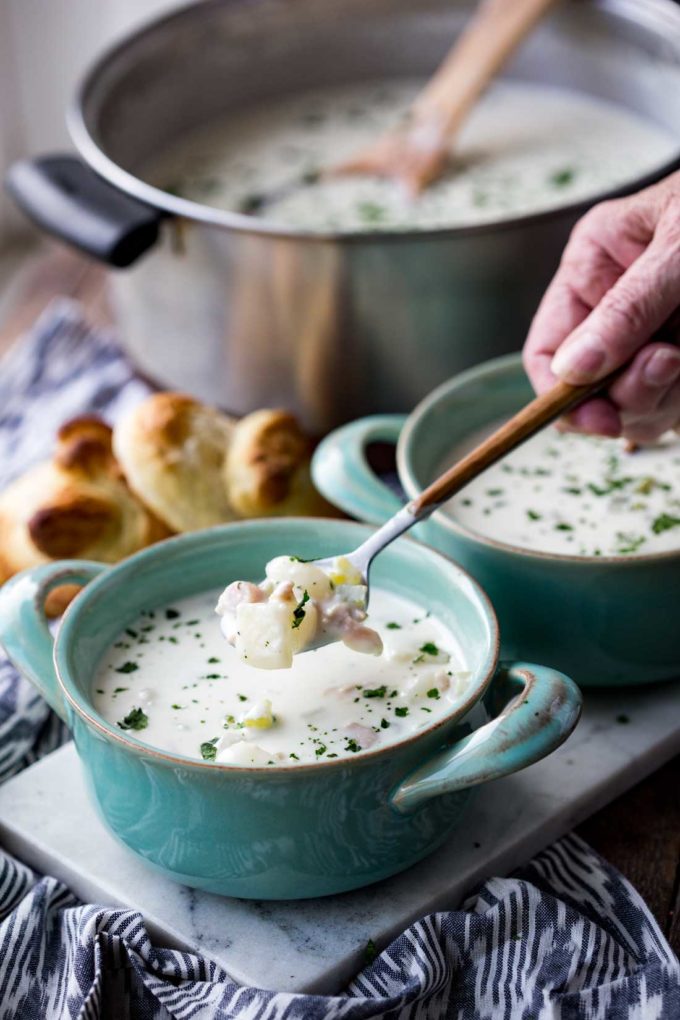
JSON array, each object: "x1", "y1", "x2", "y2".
[
  {"x1": 0, "y1": 518, "x2": 579, "y2": 899},
  {"x1": 313, "y1": 355, "x2": 680, "y2": 688}
]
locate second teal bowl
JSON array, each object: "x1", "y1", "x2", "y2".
[{"x1": 312, "y1": 355, "x2": 680, "y2": 687}]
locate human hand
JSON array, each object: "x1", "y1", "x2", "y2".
[{"x1": 523, "y1": 170, "x2": 680, "y2": 442}]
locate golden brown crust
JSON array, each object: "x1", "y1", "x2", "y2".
[
  {"x1": 0, "y1": 416, "x2": 171, "y2": 583},
  {"x1": 113, "y1": 393, "x2": 236, "y2": 532},
  {"x1": 226, "y1": 409, "x2": 334, "y2": 518}
]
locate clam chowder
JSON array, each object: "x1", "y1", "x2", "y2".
[
  {"x1": 93, "y1": 586, "x2": 470, "y2": 766},
  {"x1": 444, "y1": 426, "x2": 680, "y2": 557},
  {"x1": 144, "y1": 79, "x2": 677, "y2": 232}
]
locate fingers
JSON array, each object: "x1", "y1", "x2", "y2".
[
  {"x1": 549, "y1": 224, "x2": 680, "y2": 385},
  {"x1": 609, "y1": 342, "x2": 680, "y2": 414},
  {"x1": 523, "y1": 206, "x2": 632, "y2": 395},
  {"x1": 564, "y1": 343, "x2": 680, "y2": 443},
  {"x1": 561, "y1": 397, "x2": 622, "y2": 438}
]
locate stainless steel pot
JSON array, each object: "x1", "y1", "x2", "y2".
[{"x1": 7, "y1": 0, "x2": 680, "y2": 432}]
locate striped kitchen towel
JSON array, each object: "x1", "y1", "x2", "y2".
[{"x1": 0, "y1": 300, "x2": 678, "y2": 1019}]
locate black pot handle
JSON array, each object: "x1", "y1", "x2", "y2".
[{"x1": 5, "y1": 155, "x2": 165, "y2": 268}]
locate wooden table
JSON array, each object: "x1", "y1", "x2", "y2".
[{"x1": 1, "y1": 241, "x2": 679, "y2": 955}]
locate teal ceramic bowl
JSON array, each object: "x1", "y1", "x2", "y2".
[
  {"x1": 0, "y1": 518, "x2": 580, "y2": 899},
  {"x1": 312, "y1": 355, "x2": 680, "y2": 688}
]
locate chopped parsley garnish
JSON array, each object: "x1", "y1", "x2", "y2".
[
  {"x1": 345, "y1": 739, "x2": 362, "y2": 753},
  {"x1": 125, "y1": 628, "x2": 138, "y2": 639},
  {"x1": 113, "y1": 687, "x2": 128, "y2": 694},
  {"x1": 386, "y1": 622, "x2": 401, "y2": 630},
  {"x1": 207, "y1": 657, "x2": 220, "y2": 663},
  {"x1": 115, "y1": 661, "x2": 139, "y2": 674},
  {"x1": 315, "y1": 744, "x2": 327, "y2": 757},
  {"x1": 651, "y1": 513, "x2": 680, "y2": 535},
  {"x1": 554, "y1": 523, "x2": 574, "y2": 532},
  {"x1": 237, "y1": 694, "x2": 247, "y2": 702},
  {"x1": 171, "y1": 704, "x2": 183, "y2": 710},
  {"x1": 291, "y1": 590, "x2": 310, "y2": 629},
  {"x1": 117, "y1": 707, "x2": 148, "y2": 731},
  {"x1": 395, "y1": 706, "x2": 409, "y2": 717},
  {"x1": 587, "y1": 477, "x2": 631, "y2": 497},
  {"x1": 290, "y1": 752, "x2": 300, "y2": 761},
  {"x1": 363, "y1": 685, "x2": 387, "y2": 699},
  {"x1": 200, "y1": 738, "x2": 219, "y2": 761},
  {"x1": 616, "y1": 533, "x2": 646, "y2": 555},
  {"x1": 486, "y1": 488, "x2": 504, "y2": 497},
  {"x1": 357, "y1": 201, "x2": 386, "y2": 224},
  {"x1": 419, "y1": 642, "x2": 440, "y2": 656},
  {"x1": 526, "y1": 510, "x2": 542, "y2": 521},
  {"x1": 549, "y1": 167, "x2": 576, "y2": 188},
  {"x1": 165, "y1": 608, "x2": 180, "y2": 619},
  {"x1": 380, "y1": 718, "x2": 390, "y2": 729},
  {"x1": 427, "y1": 688, "x2": 440, "y2": 699}
]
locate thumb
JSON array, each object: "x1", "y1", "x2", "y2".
[{"x1": 550, "y1": 232, "x2": 680, "y2": 384}]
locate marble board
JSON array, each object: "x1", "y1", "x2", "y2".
[{"x1": 0, "y1": 681, "x2": 678, "y2": 994}]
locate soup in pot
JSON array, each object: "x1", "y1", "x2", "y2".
[{"x1": 144, "y1": 79, "x2": 677, "y2": 232}]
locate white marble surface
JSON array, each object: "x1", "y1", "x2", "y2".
[{"x1": 0, "y1": 681, "x2": 678, "y2": 993}]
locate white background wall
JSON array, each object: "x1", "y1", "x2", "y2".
[{"x1": 0, "y1": 0, "x2": 192, "y2": 243}]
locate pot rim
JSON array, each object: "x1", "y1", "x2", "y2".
[
  {"x1": 398, "y1": 352, "x2": 680, "y2": 567},
  {"x1": 54, "y1": 518, "x2": 501, "y2": 773},
  {"x1": 68, "y1": 0, "x2": 680, "y2": 243}
]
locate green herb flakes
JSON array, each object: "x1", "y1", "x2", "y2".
[
  {"x1": 200, "y1": 738, "x2": 219, "y2": 761},
  {"x1": 117, "y1": 707, "x2": 148, "y2": 731},
  {"x1": 419, "y1": 642, "x2": 439, "y2": 656},
  {"x1": 652, "y1": 513, "x2": 680, "y2": 535},
  {"x1": 115, "y1": 661, "x2": 139, "y2": 674},
  {"x1": 292, "y1": 590, "x2": 310, "y2": 629}
]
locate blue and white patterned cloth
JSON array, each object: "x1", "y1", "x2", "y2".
[{"x1": 0, "y1": 301, "x2": 678, "y2": 1019}]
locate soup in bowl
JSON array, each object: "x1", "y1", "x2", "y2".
[
  {"x1": 0, "y1": 518, "x2": 579, "y2": 899},
  {"x1": 312, "y1": 356, "x2": 680, "y2": 687}
]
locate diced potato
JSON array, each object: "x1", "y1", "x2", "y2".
[
  {"x1": 265, "y1": 556, "x2": 333, "y2": 599},
  {"x1": 327, "y1": 556, "x2": 363, "y2": 586},
  {"x1": 235, "y1": 597, "x2": 318, "y2": 669},
  {"x1": 217, "y1": 740, "x2": 272, "y2": 766},
  {"x1": 241, "y1": 699, "x2": 274, "y2": 728},
  {"x1": 404, "y1": 667, "x2": 451, "y2": 698}
]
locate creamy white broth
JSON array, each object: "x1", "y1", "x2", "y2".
[
  {"x1": 442, "y1": 425, "x2": 680, "y2": 558},
  {"x1": 93, "y1": 588, "x2": 471, "y2": 765},
  {"x1": 143, "y1": 79, "x2": 677, "y2": 232}
]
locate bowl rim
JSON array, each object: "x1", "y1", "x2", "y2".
[
  {"x1": 398, "y1": 352, "x2": 680, "y2": 566},
  {"x1": 68, "y1": 0, "x2": 680, "y2": 243},
  {"x1": 54, "y1": 517, "x2": 500, "y2": 773}
]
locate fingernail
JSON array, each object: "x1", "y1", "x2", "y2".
[
  {"x1": 643, "y1": 348, "x2": 680, "y2": 388},
  {"x1": 550, "y1": 333, "x2": 607, "y2": 383}
]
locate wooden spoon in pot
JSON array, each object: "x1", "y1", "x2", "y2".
[{"x1": 331, "y1": 0, "x2": 559, "y2": 196}]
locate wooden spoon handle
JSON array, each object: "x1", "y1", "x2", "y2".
[
  {"x1": 412, "y1": 0, "x2": 559, "y2": 140},
  {"x1": 411, "y1": 376, "x2": 610, "y2": 516}
]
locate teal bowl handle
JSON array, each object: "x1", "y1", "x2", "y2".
[
  {"x1": 0, "y1": 561, "x2": 106, "y2": 721},
  {"x1": 312, "y1": 414, "x2": 407, "y2": 524},
  {"x1": 391, "y1": 661, "x2": 582, "y2": 814}
]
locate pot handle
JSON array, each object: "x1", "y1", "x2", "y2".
[
  {"x1": 5, "y1": 155, "x2": 164, "y2": 267},
  {"x1": 390, "y1": 661, "x2": 582, "y2": 814},
  {"x1": 311, "y1": 415, "x2": 407, "y2": 524},
  {"x1": 0, "y1": 561, "x2": 107, "y2": 721}
]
